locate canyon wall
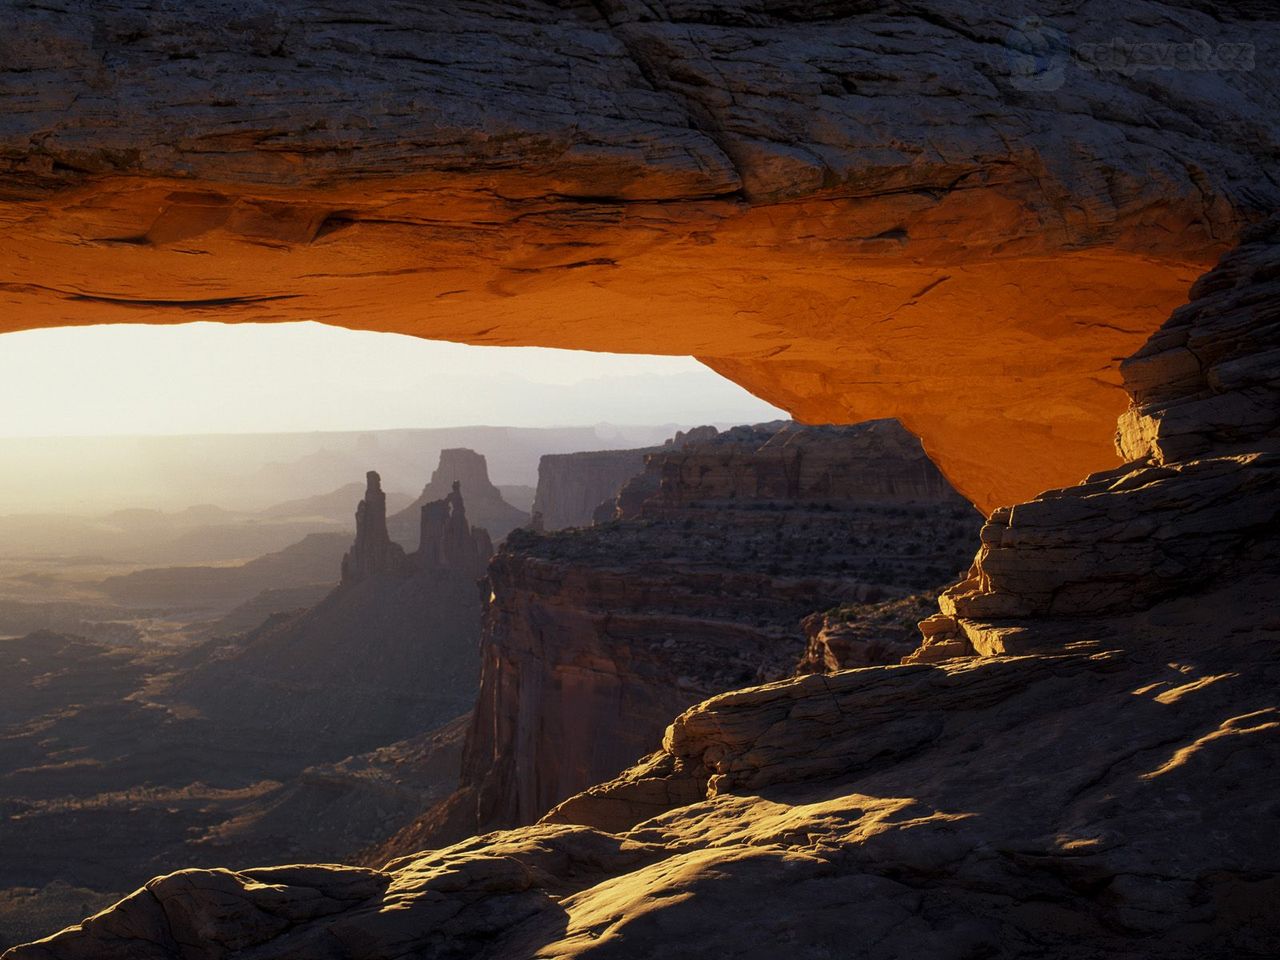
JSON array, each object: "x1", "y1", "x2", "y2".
[
  {"x1": 531, "y1": 449, "x2": 653, "y2": 531},
  {"x1": 4, "y1": 3, "x2": 1279, "y2": 510},
  {"x1": 641, "y1": 419, "x2": 967, "y2": 510},
  {"x1": 388, "y1": 420, "x2": 980, "y2": 848}
]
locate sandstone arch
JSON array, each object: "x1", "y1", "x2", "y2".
[{"x1": 1, "y1": 1, "x2": 1276, "y2": 512}]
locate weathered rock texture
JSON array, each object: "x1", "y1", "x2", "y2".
[
  {"x1": 390, "y1": 449, "x2": 527, "y2": 545},
  {"x1": 4, "y1": 3, "x2": 1279, "y2": 510},
  {"x1": 390, "y1": 420, "x2": 978, "y2": 846},
  {"x1": 642, "y1": 419, "x2": 968, "y2": 511},
  {"x1": 533, "y1": 427, "x2": 723, "y2": 530},
  {"x1": 796, "y1": 592, "x2": 940, "y2": 674},
  {"x1": 927, "y1": 217, "x2": 1280, "y2": 658}
]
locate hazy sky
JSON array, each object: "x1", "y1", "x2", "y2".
[{"x1": 0, "y1": 322, "x2": 786, "y2": 437}]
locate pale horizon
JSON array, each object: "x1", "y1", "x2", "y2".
[{"x1": 0, "y1": 321, "x2": 787, "y2": 439}]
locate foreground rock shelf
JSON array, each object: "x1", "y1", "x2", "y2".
[{"x1": 10, "y1": 580, "x2": 1278, "y2": 959}]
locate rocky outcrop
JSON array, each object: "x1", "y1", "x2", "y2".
[
  {"x1": 417, "y1": 481, "x2": 491, "y2": 578},
  {"x1": 926, "y1": 218, "x2": 1280, "y2": 657},
  {"x1": 397, "y1": 420, "x2": 979, "y2": 843},
  {"x1": 15, "y1": 574, "x2": 1279, "y2": 958},
  {"x1": 391, "y1": 449, "x2": 527, "y2": 545},
  {"x1": 795, "y1": 593, "x2": 939, "y2": 674},
  {"x1": 644, "y1": 419, "x2": 968, "y2": 512},
  {"x1": 5, "y1": 4, "x2": 1279, "y2": 510},
  {"x1": 532, "y1": 449, "x2": 653, "y2": 531},
  {"x1": 340, "y1": 471, "x2": 409, "y2": 585}
]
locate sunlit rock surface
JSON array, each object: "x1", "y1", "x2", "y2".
[
  {"x1": 931, "y1": 217, "x2": 1280, "y2": 655},
  {"x1": 3, "y1": 2, "x2": 1278, "y2": 510}
]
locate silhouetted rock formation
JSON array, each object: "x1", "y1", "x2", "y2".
[
  {"x1": 340, "y1": 472, "x2": 409, "y2": 585},
  {"x1": 390, "y1": 449, "x2": 527, "y2": 545},
  {"x1": 417, "y1": 481, "x2": 492, "y2": 578},
  {"x1": 387, "y1": 419, "x2": 978, "y2": 845}
]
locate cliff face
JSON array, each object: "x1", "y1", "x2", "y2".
[
  {"x1": 531, "y1": 448, "x2": 652, "y2": 531},
  {"x1": 5, "y1": 3, "x2": 1279, "y2": 511},
  {"x1": 398, "y1": 420, "x2": 979, "y2": 843},
  {"x1": 17, "y1": 223, "x2": 1280, "y2": 960},
  {"x1": 642, "y1": 419, "x2": 967, "y2": 510},
  {"x1": 390, "y1": 449, "x2": 527, "y2": 545}
]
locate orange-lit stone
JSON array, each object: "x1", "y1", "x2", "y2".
[{"x1": 1, "y1": 2, "x2": 1274, "y2": 512}]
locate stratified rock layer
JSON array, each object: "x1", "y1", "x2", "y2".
[
  {"x1": 391, "y1": 420, "x2": 978, "y2": 846},
  {"x1": 532, "y1": 448, "x2": 654, "y2": 531},
  {"x1": 643, "y1": 419, "x2": 967, "y2": 510},
  {"x1": 4, "y1": 3, "x2": 1279, "y2": 510},
  {"x1": 933, "y1": 218, "x2": 1280, "y2": 655}
]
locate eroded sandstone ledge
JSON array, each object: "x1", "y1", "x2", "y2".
[{"x1": 3, "y1": 2, "x2": 1278, "y2": 510}]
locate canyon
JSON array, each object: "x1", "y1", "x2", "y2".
[
  {"x1": 0, "y1": 467, "x2": 494, "y2": 948},
  {"x1": 1, "y1": 1, "x2": 1278, "y2": 956},
  {"x1": 383, "y1": 419, "x2": 978, "y2": 850},
  {"x1": 14, "y1": 209, "x2": 1277, "y2": 960}
]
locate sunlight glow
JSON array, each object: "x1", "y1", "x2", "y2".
[{"x1": 0, "y1": 322, "x2": 786, "y2": 437}]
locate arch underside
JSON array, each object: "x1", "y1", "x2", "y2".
[{"x1": 2, "y1": 0, "x2": 1275, "y2": 512}]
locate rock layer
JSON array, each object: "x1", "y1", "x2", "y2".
[
  {"x1": 931, "y1": 218, "x2": 1280, "y2": 655},
  {"x1": 532, "y1": 448, "x2": 654, "y2": 531},
  {"x1": 4, "y1": 3, "x2": 1279, "y2": 509}
]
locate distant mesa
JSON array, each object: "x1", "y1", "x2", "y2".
[
  {"x1": 390, "y1": 448, "x2": 527, "y2": 546},
  {"x1": 532, "y1": 425, "x2": 723, "y2": 532}
]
